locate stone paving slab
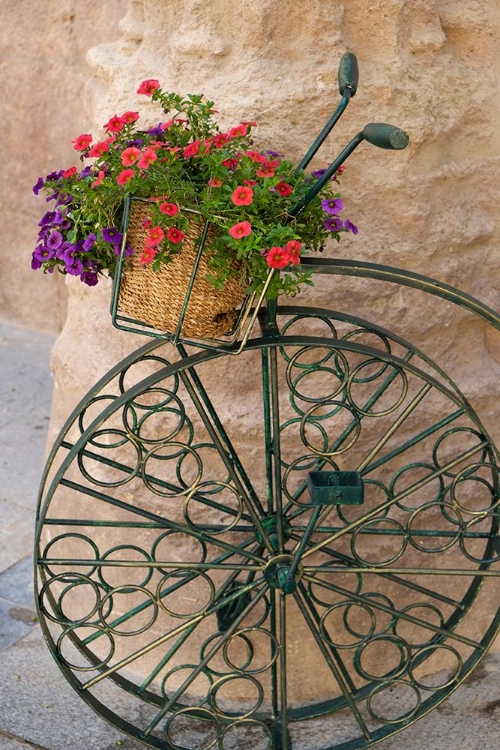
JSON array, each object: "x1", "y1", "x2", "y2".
[
  {"x1": 0, "y1": 627, "x2": 143, "y2": 750},
  {"x1": 0, "y1": 556, "x2": 36, "y2": 611}
]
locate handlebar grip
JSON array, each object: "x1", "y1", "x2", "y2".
[
  {"x1": 362, "y1": 123, "x2": 409, "y2": 150},
  {"x1": 338, "y1": 53, "x2": 359, "y2": 96}
]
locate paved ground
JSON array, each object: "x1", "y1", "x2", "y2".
[{"x1": 0, "y1": 315, "x2": 499, "y2": 749}]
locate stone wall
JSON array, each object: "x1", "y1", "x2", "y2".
[{"x1": 0, "y1": 0, "x2": 127, "y2": 334}]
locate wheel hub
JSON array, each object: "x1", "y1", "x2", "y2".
[{"x1": 263, "y1": 553, "x2": 303, "y2": 594}]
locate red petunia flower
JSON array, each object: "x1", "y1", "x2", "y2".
[
  {"x1": 183, "y1": 140, "x2": 200, "y2": 158},
  {"x1": 137, "y1": 79, "x2": 160, "y2": 96},
  {"x1": 229, "y1": 221, "x2": 252, "y2": 239},
  {"x1": 137, "y1": 149, "x2": 157, "y2": 168},
  {"x1": 72, "y1": 133, "x2": 92, "y2": 151},
  {"x1": 207, "y1": 177, "x2": 223, "y2": 188},
  {"x1": 121, "y1": 110, "x2": 140, "y2": 124},
  {"x1": 228, "y1": 124, "x2": 248, "y2": 138},
  {"x1": 246, "y1": 150, "x2": 267, "y2": 164},
  {"x1": 256, "y1": 165, "x2": 276, "y2": 179},
  {"x1": 167, "y1": 227, "x2": 184, "y2": 244},
  {"x1": 285, "y1": 240, "x2": 302, "y2": 265},
  {"x1": 222, "y1": 157, "x2": 239, "y2": 169},
  {"x1": 146, "y1": 226, "x2": 164, "y2": 246},
  {"x1": 266, "y1": 246, "x2": 291, "y2": 269},
  {"x1": 104, "y1": 115, "x2": 125, "y2": 133},
  {"x1": 89, "y1": 141, "x2": 110, "y2": 158},
  {"x1": 91, "y1": 170, "x2": 106, "y2": 188},
  {"x1": 231, "y1": 186, "x2": 254, "y2": 206},
  {"x1": 159, "y1": 202, "x2": 179, "y2": 216},
  {"x1": 139, "y1": 246, "x2": 156, "y2": 264},
  {"x1": 121, "y1": 147, "x2": 141, "y2": 166},
  {"x1": 62, "y1": 166, "x2": 77, "y2": 178},
  {"x1": 116, "y1": 169, "x2": 135, "y2": 185},
  {"x1": 212, "y1": 133, "x2": 230, "y2": 148},
  {"x1": 275, "y1": 182, "x2": 293, "y2": 197}
]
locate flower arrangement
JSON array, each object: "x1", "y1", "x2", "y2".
[{"x1": 31, "y1": 78, "x2": 357, "y2": 301}]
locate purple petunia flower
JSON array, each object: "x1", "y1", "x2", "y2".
[
  {"x1": 33, "y1": 245, "x2": 55, "y2": 262},
  {"x1": 46, "y1": 170, "x2": 64, "y2": 182},
  {"x1": 127, "y1": 138, "x2": 143, "y2": 148},
  {"x1": 79, "y1": 166, "x2": 92, "y2": 180},
  {"x1": 265, "y1": 149, "x2": 283, "y2": 157},
  {"x1": 32, "y1": 177, "x2": 45, "y2": 195},
  {"x1": 321, "y1": 198, "x2": 344, "y2": 215},
  {"x1": 103, "y1": 227, "x2": 122, "y2": 243},
  {"x1": 80, "y1": 271, "x2": 99, "y2": 286},
  {"x1": 56, "y1": 242, "x2": 73, "y2": 260},
  {"x1": 46, "y1": 230, "x2": 63, "y2": 249},
  {"x1": 31, "y1": 254, "x2": 42, "y2": 270},
  {"x1": 65, "y1": 257, "x2": 84, "y2": 276},
  {"x1": 324, "y1": 217, "x2": 344, "y2": 232},
  {"x1": 113, "y1": 242, "x2": 133, "y2": 256},
  {"x1": 39, "y1": 211, "x2": 56, "y2": 227},
  {"x1": 312, "y1": 168, "x2": 327, "y2": 179},
  {"x1": 82, "y1": 233, "x2": 97, "y2": 251},
  {"x1": 51, "y1": 210, "x2": 64, "y2": 225},
  {"x1": 344, "y1": 220, "x2": 358, "y2": 235},
  {"x1": 147, "y1": 124, "x2": 164, "y2": 137}
]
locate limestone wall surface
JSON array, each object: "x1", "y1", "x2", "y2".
[{"x1": 0, "y1": 0, "x2": 127, "y2": 333}]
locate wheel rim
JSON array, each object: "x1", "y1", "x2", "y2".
[{"x1": 35, "y1": 306, "x2": 500, "y2": 749}]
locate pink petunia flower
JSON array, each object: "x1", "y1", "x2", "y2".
[
  {"x1": 137, "y1": 79, "x2": 160, "y2": 96},
  {"x1": 266, "y1": 246, "x2": 291, "y2": 269},
  {"x1": 139, "y1": 246, "x2": 156, "y2": 264},
  {"x1": 104, "y1": 115, "x2": 125, "y2": 133},
  {"x1": 116, "y1": 169, "x2": 135, "y2": 185},
  {"x1": 137, "y1": 149, "x2": 158, "y2": 168},
  {"x1": 159, "y1": 202, "x2": 179, "y2": 216},
  {"x1": 72, "y1": 133, "x2": 92, "y2": 151},
  {"x1": 145, "y1": 226, "x2": 165, "y2": 246},
  {"x1": 121, "y1": 147, "x2": 141, "y2": 166},
  {"x1": 229, "y1": 221, "x2": 252, "y2": 239},
  {"x1": 222, "y1": 157, "x2": 239, "y2": 169},
  {"x1": 207, "y1": 177, "x2": 223, "y2": 188},
  {"x1": 62, "y1": 166, "x2": 77, "y2": 178},
  {"x1": 231, "y1": 186, "x2": 254, "y2": 206},
  {"x1": 89, "y1": 141, "x2": 110, "y2": 158},
  {"x1": 167, "y1": 227, "x2": 184, "y2": 244}
]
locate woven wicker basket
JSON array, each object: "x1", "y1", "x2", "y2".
[{"x1": 118, "y1": 202, "x2": 246, "y2": 338}]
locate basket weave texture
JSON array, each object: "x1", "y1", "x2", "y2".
[{"x1": 118, "y1": 202, "x2": 246, "y2": 338}]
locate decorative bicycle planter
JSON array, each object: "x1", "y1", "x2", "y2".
[{"x1": 34, "y1": 55, "x2": 500, "y2": 750}]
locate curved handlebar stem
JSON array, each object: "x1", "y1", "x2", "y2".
[
  {"x1": 338, "y1": 52, "x2": 359, "y2": 96},
  {"x1": 362, "y1": 123, "x2": 409, "y2": 150}
]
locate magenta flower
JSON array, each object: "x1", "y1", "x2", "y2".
[{"x1": 321, "y1": 198, "x2": 344, "y2": 215}]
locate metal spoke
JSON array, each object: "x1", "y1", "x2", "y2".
[
  {"x1": 302, "y1": 574, "x2": 483, "y2": 649},
  {"x1": 81, "y1": 578, "x2": 267, "y2": 690},
  {"x1": 294, "y1": 583, "x2": 372, "y2": 740},
  {"x1": 56, "y1": 478, "x2": 263, "y2": 564},
  {"x1": 141, "y1": 584, "x2": 270, "y2": 736},
  {"x1": 301, "y1": 440, "x2": 487, "y2": 560}
]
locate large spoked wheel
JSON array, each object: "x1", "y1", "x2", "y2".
[{"x1": 35, "y1": 261, "x2": 500, "y2": 750}]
